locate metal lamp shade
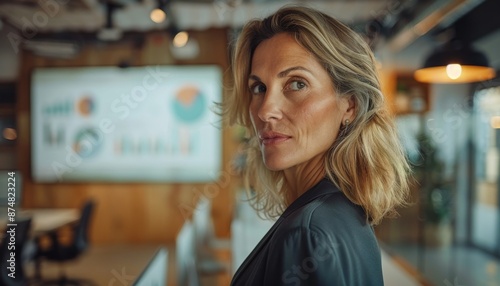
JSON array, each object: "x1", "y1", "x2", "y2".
[{"x1": 414, "y1": 45, "x2": 495, "y2": 83}]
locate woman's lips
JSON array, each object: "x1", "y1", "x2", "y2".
[{"x1": 259, "y1": 131, "x2": 291, "y2": 145}]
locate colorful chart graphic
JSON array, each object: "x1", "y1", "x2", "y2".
[
  {"x1": 77, "y1": 96, "x2": 95, "y2": 117},
  {"x1": 31, "y1": 66, "x2": 222, "y2": 182},
  {"x1": 73, "y1": 127, "x2": 102, "y2": 158},
  {"x1": 172, "y1": 86, "x2": 206, "y2": 123},
  {"x1": 43, "y1": 100, "x2": 72, "y2": 116},
  {"x1": 114, "y1": 136, "x2": 176, "y2": 156},
  {"x1": 43, "y1": 123, "x2": 65, "y2": 146}
]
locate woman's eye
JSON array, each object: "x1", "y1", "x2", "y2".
[
  {"x1": 288, "y1": 80, "x2": 306, "y2": 91},
  {"x1": 250, "y1": 83, "x2": 266, "y2": 95}
]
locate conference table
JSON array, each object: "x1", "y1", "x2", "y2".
[{"x1": 0, "y1": 208, "x2": 80, "y2": 235}]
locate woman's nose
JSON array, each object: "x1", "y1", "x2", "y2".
[{"x1": 257, "y1": 89, "x2": 283, "y2": 122}]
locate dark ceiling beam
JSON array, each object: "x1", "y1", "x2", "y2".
[
  {"x1": 453, "y1": 0, "x2": 500, "y2": 43},
  {"x1": 386, "y1": 0, "x2": 471, "y2": 52}
]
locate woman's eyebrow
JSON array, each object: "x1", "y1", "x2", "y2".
[
  {"x1": 248, "y1": 66, "x2": 312, "y2": 82},
  {"x1": 277, "y1": 66, "x2": 313, "y2": 78},
  {"x1": 248, "y1": 75, "x2": 261, "y2": 82}
]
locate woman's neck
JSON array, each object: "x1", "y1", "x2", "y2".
[{"x1": 283, "y1": 153, "x2": 326, "y2": 206}]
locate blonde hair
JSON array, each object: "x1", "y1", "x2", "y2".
[{"x1": 223, "y1": 6, "x2": 410, "y2": 224}]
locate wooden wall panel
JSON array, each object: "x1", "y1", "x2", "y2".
[{"x1": 17, "y1": 28, "x2": 238, "y2": 244}]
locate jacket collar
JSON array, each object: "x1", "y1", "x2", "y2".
[
  {"x1": 281, "y1": 178, "x2": 340, "y2": 218},
  {"x1": 231, "y1": 178, "x2": 340, "y2": 284}
]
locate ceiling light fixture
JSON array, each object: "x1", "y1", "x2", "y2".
[
  {"x1": 169, "y1": 28, "x2": 198, "y2": 59},
  {"x1": 414, "y1": 41, "x2": 496, "y2": 84},
  {"x1": 150, "y1": 8, "x2": 166, "y2": 23},
  {"x1": 151, "y1": 0, "x2": 168, "y2": 24},
  {"x1": 97, "y1": 2, "x2": 123, "y2": 41},
  {"x1": 173, "y1": 31, "x2": 189, "y2": 48}
]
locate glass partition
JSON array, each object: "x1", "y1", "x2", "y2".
[{"x1": 471, "y1": 86, "x2": 500, "y2": 255}]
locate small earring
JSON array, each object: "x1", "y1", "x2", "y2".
[{"x1": 344, "y1": 119, "x2": 350, "y2": 126}]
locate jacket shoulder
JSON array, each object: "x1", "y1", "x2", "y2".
[{"x1": 280, "y1": 191, "x2": 369, "y2": 236}]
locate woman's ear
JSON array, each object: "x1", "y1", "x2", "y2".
[{"x1": 342, "y1": 95, "x2": 356, "y2": 122}]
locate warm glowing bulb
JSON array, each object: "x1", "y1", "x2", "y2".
[
  {"x1": 491, "y1": 116, "x2": 500, "y2": 129},
  {"x1": 173, "y1": 31, "x2": 189, "y2": 48},
  {"x1": 446, "y1": 64, "x2": 462, "y2": 80},
  {"x1": 150, "y1": 8, "x2": 166, "y2": 23},
  {"x1": 3, "y1": 128, "x2": 17, "y2": 140}
]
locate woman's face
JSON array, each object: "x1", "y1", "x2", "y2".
[{"x1": 249, "y1": 33, "x2": 352, "y2": 172}]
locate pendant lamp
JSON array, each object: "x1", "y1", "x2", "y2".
[{"x1": 414, "y1": 41, "x2": 496, "y2": 83}]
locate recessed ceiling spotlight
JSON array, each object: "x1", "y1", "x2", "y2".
[
  {"x1": 150, "y1": 8, "x2": 166, "y2": 23},
  {"x1": 173, "y1": 31, "x2": 189, "y2": 48}
]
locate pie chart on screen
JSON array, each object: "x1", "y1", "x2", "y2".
[
  {"x1": 77, "y1": 96, "x2": 95, "y2": 116},
  {"x1": 171, "y1": 86, "x2": 206, "y2": 123},
  {"x1": 73, "y1": 127, "x2": 102, "y2": 158}
]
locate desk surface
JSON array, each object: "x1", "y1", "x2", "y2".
[{"x1": 0, "y1": 208, "x2": 79, "y2": 235}]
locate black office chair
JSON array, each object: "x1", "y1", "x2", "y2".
[
  {"x1": 0, "y1": 218, "x2": 32, "y2": 286},
  {"x1": 34, "y1": 200, "x2": 96, "y2": 286}
]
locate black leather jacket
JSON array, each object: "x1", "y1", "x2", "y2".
[{"x1": 231, "y1": 179, "x2": 383, "y2": 286}]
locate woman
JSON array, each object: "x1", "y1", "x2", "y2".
[{"x1": 224, "y1": 6, "x2": 410, "y2": 286}]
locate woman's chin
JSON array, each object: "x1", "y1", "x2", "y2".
[{"x1": 263, "y1": 160, "x2": 288, "y2": 172}]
